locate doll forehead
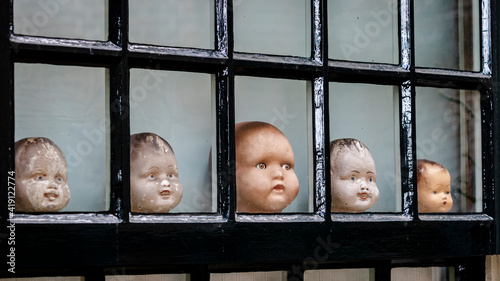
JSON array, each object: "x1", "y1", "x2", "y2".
[{"x1": 16, "y1": 142, "x2": 65, "y2": 166}]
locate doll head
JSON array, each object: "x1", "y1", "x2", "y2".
[
  {"x1": 330, "y1": 138, "x2": 379, "y2": 213},
  {"x1": 15, "y1": 137, "x2": 70, "y2": 212},
  {"x1": 130, "y1": 133, "x2": 183, "y2": 213},
  {"x1": 235, "y1": 121, "x2": 299, "y2": 213},
  {"x1": 417, "y1": 159, "x2": 452, "y2": 213}
]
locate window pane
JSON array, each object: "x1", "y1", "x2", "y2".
[
  {"x1": 330, "y1": 83, "x2": 400, "y2": 213},
  {"x1": 415, "y1": 0, "x2": 480, "y2": 71},
  {"x1": 211, "y1": 271, "x2": 286, "y2": 281},
  {"x1": 13, "y1": 0, "x2": 107, "y2": 41},
  {"x1": 391, "y1": 267, "x2": 455, "y2": 281},
  {"x1": 416, "y1": 88, "x2": 482, "y2": 213},
  {"x1": 235, "y1": 77, "x2": 311, "y2": 213},
  {"x1": 328, "y1": 0, "x2": 398, "y2": 64},
  {"x1": 233, "y1": 0, "x2": 311, "y2": 57},
  {"x1": 15, "y1": 64, "x2": 109, "y2": 212},
  {"x1": 130, "y1": 70, "x2": 214, "y2": 213},
  {"x1": 304, "y1": 268, "x2": 375, "y2": 281},
  {"x1": 129, "y1": 0, "x2": 213, "y2": 49},
  {"x1": 106, "y1": 274, "x2": 189, "y2": 281}
]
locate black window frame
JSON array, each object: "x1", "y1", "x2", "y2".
[{"x1": 1, "y1": 0, "x2": 499, "y2": 280}]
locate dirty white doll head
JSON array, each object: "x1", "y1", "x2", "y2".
[
  {"x1": 417, "y1": 159, "x2": 452, "y2": 213},
  {"x1": 15, "y1": 137, "x2": 70, "y2": 212},
  {"x1": 330, "y1": 138, "x2": 379, "y2": 213},
  {"x1": 235, "y1": 121, "x2": 299, "y2": 213},
  {"x1": 130, "y1": 133, "x2": 183, "y2": 213}
]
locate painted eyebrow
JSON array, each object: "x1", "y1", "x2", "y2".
[
  {"x1": 349, "y1": 170, "x2": 360, "y2": 173},
  {"x1": 146, "y1": 166, "x2": 160, "y2": 171},
  {"x1": 367, "y1": 171, "x2": 375, "y2": 175}
]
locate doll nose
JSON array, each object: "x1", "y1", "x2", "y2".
[
  {"x1": 161, "y1": 179, "x2": 170, "y2": 187},
  {"x1": 360, "y1": 181, "x2": 369, "y2": 190},
  {"x1": 273, "y1": 168, "x2": 284, "y2": 180}
]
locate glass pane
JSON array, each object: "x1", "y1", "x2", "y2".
[
  {"x1": 415, "y1": 0, "x2": 480, "y2": 71},
  {"x1": 130, "y1": 69, "x2": 214, "y2": 213},
  {"x1": 391, "y1": 267, "x2": 455, "y2": 281},
  {"x1": 304, "y1": 268, "x2": 375, "y2": 281},
  {"x1": 106, "y1": 274, "x2": 189, "y2": 281},
  {"x1": 13, "y1": 0, "x2": 107, "y2": 41},
  {"x1": 211, "y1": 271, "x2": 286, "y2": 281},
  {"x1": 15, "y1": 64, "x2": 108, "y2": 212},
  {"x1": 416, "y1": 88, "x2": 482, "y2": 213},
  {"x1": 329, "y1": 83, "x2": 400, "y2": 213},
  {"x1": 129, "y1": 0, "x2": 213, "y2": 49},
  {"x1": 235, "y1": 77, "x2": 311, "y2": 213},
  {"x1": 328, "y1": 0, "x2": 398, "y2": 64},
  {"x1": 233, "y1": 0, "x2": 311, "y2": 57}
]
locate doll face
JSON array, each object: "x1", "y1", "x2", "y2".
[
  {"x1": 417, "y1": 165, "x2": 452, "y2": 213},
  {"x1": 236, "y1": 128, "x2": 299, "y2": 213},
  {"x1": 15, "y1": 142, "x2": 70, "y2": 212},
  {"x1": 331, "y1": 146, "x2": 379, "y2": 212},
  {"x1": 130, "y1": 143, "x2": 183, "y2": 213}
]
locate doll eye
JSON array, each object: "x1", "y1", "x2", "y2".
[
  {"x1": 446, "y1": 191, "x2": 450, "y2": 195},
  {"x1": 256, "y1": 163, "x2": 266, "y2": 170},
  {"x1": 168, "y1": 174, "x2": 174, "y2": 179},
  {"x1": 57, "y1": 177, "x2": 62, "y2": 182},
  {"x1": 282, "y1": 164, "x2": 291, "y2": 170},
  {"x1": 433, "y1": 191, "x2": 437, "y2": 194},
  {"x1": 369, "y1": 178, "x2": 373, "y2": 182},
  {"x1": 351, "y1": 176, "x2": 355, "y2": 181},
  {"x1": 37, "y1": 175, "x2": 43, "y2": 180},
  {"x1": 149, "y1": 174, "x2": 155, "y2": 179}
]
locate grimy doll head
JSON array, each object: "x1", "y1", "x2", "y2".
[
  {"x1": 15, "y1": 137, "x2": 70, "y2": 212},
  {"x1": 330, "y1": 138, "x2": 379, "y2": 213},
  {"x1": 235, "y1": 121, "x2": 300, "y2": 213},
  {"x1": 417, "y1": 159, "x2": 452, "y2": 213},
  {"x1": 130, "y1": 132, "x2": 183, "y2": 213}
]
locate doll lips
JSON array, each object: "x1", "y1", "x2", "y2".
[
  {"x1": 273, "y1": 184, "x2": 285, "y2": 191},
  {"x1": 44, "y1": 190, "x2": 59, "y2": 201},
  {"x1": 358, "y1": 192, "x2": 369, "y2": 200},
  {"x1": 160, "y1": 190, "x2": 171, "y2": 197},
  {"x1": 443, "y1": 201, "x2": 447, "y2": 205}
]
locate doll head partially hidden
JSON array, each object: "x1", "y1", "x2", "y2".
[
  {"x1": 15, "y1": 137, "x2": 70, "y2": 212},
  {"x1": 235, "y1": 121, "x2": 299, "y2": 213},
  {"x1": 330, "y1": 138, "x2": 379, "y2": 213},
  {"x1": 130, "y1": 133, "x2": 183, "y2": 213},
  {"x1": 417, "y1": 159, "x2": 452, "y2": 213}
]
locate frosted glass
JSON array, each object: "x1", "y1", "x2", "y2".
[
  {"x1": 235, "y1": 77, "x2": 311, "y2": 213},
  {"x1": 15, "y1": 63, "x2": 109, "y2": 212},
  {"x1": 233, "y1": 0, "x2": 311, "y2": 57},
  {"x1": 415, "y1": 0, "x2": 480, "y2": 71},
  {"x1": 129, "y1": 0, "x2": 213, "y2": 49},
  {"x1": 330, "y1": 83, "x2": 400, "y2": 212},
  {"x1": 328, "y1": 0, "x2": 398, "y2": 64},
  {"x1": 13, "y1": 0, "x2": 107, "y2": 41},
  {"x1": 130, "y1": 69, "x2": 214, "y2": 213},
  {"x1": 416, "y1": 88, "x2": 482, "y2": 213}
]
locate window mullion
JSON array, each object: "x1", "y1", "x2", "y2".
[{"x1": 108, "y1": 0, "x2": 130, "y2": 221}]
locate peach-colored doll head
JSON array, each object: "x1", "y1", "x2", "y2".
[
  {"x1": 417, "y1": 159, "x2": 453, "y2": 213},
  {"x1": 330, "y1": 138, "x2": 379, "y2": 213},
  {"x1": 130, "y1": 133, "x2": 183, "y2": 213},
  {"x1": 15, "y1": 137, "x2": 70, "y2": 212},
  {"x1": 235, "y1": 121, "x2": 299, "y2": 213}
]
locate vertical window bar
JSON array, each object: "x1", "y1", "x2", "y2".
[
  {"x1": 217, "y1": 0, "x2": 235, "y2": 220},
  {"x1": 400, "y1": 81, "x2": 417, "y2": 218},
  {"x1": 108, "y1": 0, "x2": 130, "y2": 221},
  {"x1": 481, "y1": 0, "x2": 492, "y2": 75},
  {"x1": 493, "y1": 0, "x2": 500, "y2": 253},
  {"x1": 400, "y1": 0, "x2": 417, "y2": 218},
  {"x1": 400, "y1": 0, "x2": 411, "y2": 70},
  {"x1": 315, "y1": 0, "x2": 331, "y2": 219},
  {"x1": 481, "y1": 89, "x2": 494, "y2": 217}
]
